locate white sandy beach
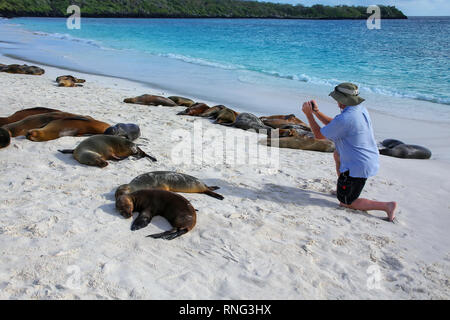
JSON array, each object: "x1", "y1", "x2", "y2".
[{"x1": 0, "y1": 56, "x2": 449, "y2": 300}]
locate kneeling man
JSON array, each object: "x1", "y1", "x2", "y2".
[{"x1": 302, "y1": 83, "x2": 397, "y2": 221}]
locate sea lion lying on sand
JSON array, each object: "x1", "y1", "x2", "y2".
[
  {"x1": 199, "y1": 105, "x2": 226, "y2": 118},
  {"x1": 26, "y1": 117, "x2": 111, "y2": 142},
  {"x1": 58, "y1": 135, "x2": 157, "y2": 168},
  {"x1": 214, "y1": 108, "x2": 239, "y2": 124},
  {"x1": 177, "y1": 103, "x2": 210, "y2": 116},
  {"x1": 168, "y1": 96, "x2": 195, "y2": 107},
  {"x1": 379, "y1": 139, "x2": 431, "y2": 159},
  {"x1": 267, "y1": 132, "x2": 335, "y2": 152},
  {"x1": 124, "y1": 94, "x2": 178, "y2": 107},
  {"x1": 56, "y1": 75, "x2": 85, "y2": 87},
  {"x1": 222, "y1": 112, "x2": 272, "y2": 133},
  {"x1": 115, "y1": 171, "x2": 224, "y2": 200},
  {"x1": 3, "y1": 112, "x2": 76, "y2": 137},
  {"x1": 0, "y1": 127, "x2": 11, "y2": 149},
  {"x1": 104, "y1": 123, "x2": 141, "y2": 141},
  {"x1": 56, "y1": 75, "x2": 86, "y2": 83},
  {"x1": 116, "y1": 189, "x2": 197, "y2": 240},
  {"x1": 261, "y1": 114, "x2": 310, "y2": 130},
  {"x1": 0, "y1": 64, "x2": 45, "y2": 75},
  {"x1": 0, "y1": 107, "x2": 61, "y2": 126}
]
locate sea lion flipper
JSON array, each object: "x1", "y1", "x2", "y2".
[
  {"x1": 145, "y1": 154, "x2": 157, "y2": 162},
  {"x1": 131, "y1": 215, "x2": 152, "y2": 231},
  {"x1": 203, "y1": 190, "x2": 224, "y2": 200},
  {"x1": 207, "y1": 186, "x2": 220, "y2": 191},
  {"x1": 58, "y1": 149, "x2": 74, "y2": 154},
  {"x1": 147, "y1": 229, "x2": 187, "y2": 240}
]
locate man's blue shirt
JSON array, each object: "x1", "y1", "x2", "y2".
[{"x1": 320, "y1": 105, "x2": 379, "y2": 178}]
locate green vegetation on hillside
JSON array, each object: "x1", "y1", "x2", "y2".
[{"x1": 0, "y1": 0, "x2": 407, "y2": 19}]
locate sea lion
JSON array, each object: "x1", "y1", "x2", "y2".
[
  {"x1": 177, "y1": 103, "x2": 210, "y2": 116},
  {"x1": 3, "y1": 112, "x2": 76, "y2": 137},
  {"x1": 0, "y1": 107, "x2": 61, "y2": 126},
  {"x1": 380, "y1": 139, "x2": 405, "y2": 149},
  {"x1": 379, "y1": 144, "x2": 432, "y2": 159},
  {"x1": 267, "y1": 134, "x2": 335, "y2": 152},
  {"x1": 104, "y1": 123, "x2": 141, "y2": 141},
  {"x1": 116, "y1": 189, "x2": 196, "y2": 240},
  {"x1": 57, "y1": 79, "x2": 80, "y2": 87},
  {"x1": 56, "y1": 75, "x2": 86, "y2": 83},
  {"x1": 115, "y1": 171, "x2": 224, "y2": 200},
  {"x1": 261, "y1": 114, "x2": 310, "y2": 130},
  {"x1": 58, "y1": 135, "x2": 157, "y2": 168},
  {"x1": 123, "y1": 94, "x2": 178, "y2": 107},
  {"x1": 199, "y1": 105, "x2": 226, "y2": 118},
  {"x1": 26, "y1": 117, "x2": 111, "y2": 142},
  {"x1": 168, "y1": 96, "x2": 195, "y2": 107},
  {"x1": 214, "y1": 108, "x2": 239, "y2": 124},
  {"x1": 0, "y1": 127, "x2": 11, "y2": 149},
  {"x1": 222, "y1": 112, "x2": 272, "y2": 133},
  {"x1": 0, "y1": 64, "x2": 45, "y2": 75}
]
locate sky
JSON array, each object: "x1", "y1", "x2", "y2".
[{"x1": 265, "y1": 0, "x2": 450, "y2": 16}]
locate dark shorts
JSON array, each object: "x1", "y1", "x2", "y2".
[{"x1": 337, "y1": 171, "x2": 367, "y2": 205}]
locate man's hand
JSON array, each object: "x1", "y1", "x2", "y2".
[
  {"x1": 302, "y1": 101, "x2": 313, "y2": 115},
  {"x1": 311, "y1": 100, "x2": 319, "y2": 113}
]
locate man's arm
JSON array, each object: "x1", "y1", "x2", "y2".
[
  {"x1": 311, "y1": 100, "x2": 333, "y2": 125},
  {"x1": 333, "y1": 150, "x2": 341, "y2": 176},
  {"x1": 302, "y1": 101, "x2": 327, "y2": 140}
]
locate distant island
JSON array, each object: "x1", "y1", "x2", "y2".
[{"x1": 0, "y1": 0, "x2": 407, "y2": 19}]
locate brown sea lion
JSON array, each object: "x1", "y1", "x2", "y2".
[
  {"x1": 177, "y1": 103, "x2": 210, "y2": 116},
  {"x1": 267, "y1": 133, "x2": 335, "y2": 152},
  {"x1": 57, "y1": 79, "x2": 81, "y2": 87},
  {"x1": 214, "y1": 108, "x2": 239, "y2": 124},
  {"x1": 199, "y1": 105, "x2": 226, "y2": 118},
  {"x1": 3, "y1": 112, "x2": 76, "y2": 137},
  {"x1": 58, "y1": 135, "x2": 157, "y2": 168},
  {"x1": 115, "y1": 171, "x2": 224, "y2": 200},
  {"x1": 123, "y1": 94, "x2": 178, "y2": 107},
  {"x1": 261, "y1": 114, "x2": 310, "y2": 130},
  {"x1": 0, "y1": 127, "x2": 11, "y2": 149},
  {"x1": 56, "y1": 75, "x2": 86, "y2": 83},
  {"x1": 168, "y1": 96, "x2": 195, "y2": 107},
  {"x1": 116, "y1": 189, "x2": 196, "y2": 240},
  {"x1": 26, "y1": 117, "x2": 111, "y2": 142},
  {"x1": 0, "y1": 64, "x2": 45, "y2": 75},
  {"x1": 0, "y1": 107, "x2": 61, "y2": 126}
]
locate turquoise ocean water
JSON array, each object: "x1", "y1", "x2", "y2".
[{"x1": 0, "y1": 17, "x2": 449, "y2": 120}]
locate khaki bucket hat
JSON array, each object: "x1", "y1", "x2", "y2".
[{"x1": 329, "y1": 83, "x2": 365, "y2": 106}]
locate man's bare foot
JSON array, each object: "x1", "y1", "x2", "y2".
[{"x1": 386, "y1": 201, "x2": 397, "y2": 222}]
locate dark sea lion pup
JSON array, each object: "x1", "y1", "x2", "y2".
[
  {"x1": 115, "y1": 171, "x2": 224, "y2": 200},
  {"x1": 0, "y1": 127, "x2": 11, "y2": 149},
  {"x1": 379, "y1": 143, "x2": 432, "y2": 159},
  {"x1": 104, "y1": 123, "x2": 141, "y2": 141},
  {"x1": 116, "y1": 190, "x2": 196, "y2": 240},
  {"x1": 58, "y1": 135, "x2": 157, "y2": 168},
  {"x1": 123, "y1": 94, "x2": 178, "y2": 107}
]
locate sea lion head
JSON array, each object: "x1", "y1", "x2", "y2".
[
  {"x1": 115, "y1": 184, "x2": 132, "y2": 200},
  {"x1": 116, "y1": 194, "x2": 134, "y2": 219},
  {"x1": 123, "y1": 97, "x2": 135, "y2": 103}
]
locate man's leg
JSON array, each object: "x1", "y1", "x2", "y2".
[{"x1": 340, "y1": 199, "x2": 397, "y2": 222}]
